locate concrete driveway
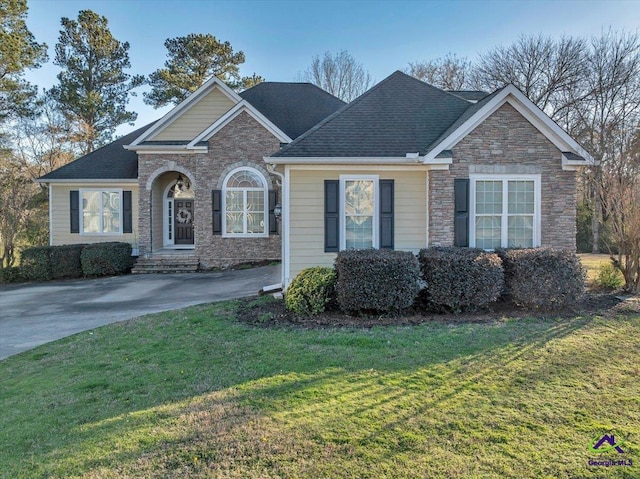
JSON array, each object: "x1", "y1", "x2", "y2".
[{"x1": 0, "y1": 265, "x2": 280, "y2": 360}]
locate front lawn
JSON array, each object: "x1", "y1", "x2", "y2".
[{"x1": 0, "y1": 298, "x2": 638, "y2": 478}]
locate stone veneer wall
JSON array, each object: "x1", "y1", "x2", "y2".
[
  {"x1": 138, "y1": 111, "x2": 282, "y2": 268},
  {"x1": 429, "y1": 103, "x2": 577, "y2": 250}
]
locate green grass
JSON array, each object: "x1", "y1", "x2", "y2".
[
  {"x1": 578, "y1": 253, "x2": 613, "y2": 283},
  {"x1": 1, "y1": 298, "x2": 639, "y2": 478}
]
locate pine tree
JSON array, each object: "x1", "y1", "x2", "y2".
[
  {"x1": 144, "y1": 33, "x2": 260, "y2": 107},
  {"x1": 0, "y1": 0, "x2": 48, "y2": 122},
  {"x1": 50, "y1": 10, "x2": 143, "y2": 154}
]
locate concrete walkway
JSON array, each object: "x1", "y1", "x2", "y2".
[{"x1": 0, "y1": 265, "x2": 280, "y2": 360}]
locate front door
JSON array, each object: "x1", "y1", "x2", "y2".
[{"x1": 174, "y1": 199, "x2": 194, "y2": 245}]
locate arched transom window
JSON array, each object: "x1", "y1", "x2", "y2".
[{"x1": 223, "y1": 167, "x2": 268, "y2": 236}]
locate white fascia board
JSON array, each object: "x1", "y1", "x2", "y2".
[
  {"x1": 36, "y1": 179, "x2": 139, "y2": 184},
  {"x1": 562, "y1": 153, "x2": 592, "y2": 171},
  {"x1": 265, "y1": 156, "x2": 424, "y2": 165},
  {"x1": 188, "y1": 101, "x2": 292, "y2": 147},
  {"x1": 128, "y1": 78, "x2": 242, "y2": 147},
  {"x1": 422, "y1": 85, "x2": 594, "y2": 164},
  {"x1": 124, "y1": 145, "x2": 207, "y2": 154}
]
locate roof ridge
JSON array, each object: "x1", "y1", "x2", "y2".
[{"x1": 274, "y1": 71, "x2": 407, "y2": 156}]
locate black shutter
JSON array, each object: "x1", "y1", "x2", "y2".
[
  {"x1": 268, "y1": 190, "x2": 278, "y2": 235},
  {"x1": 379, "y1": 179, "x2": 394, "y2": 249},
  {"x1": 70, "y1": 190, "x2": 79, "y2": 233},
  {"x1": 454, "y1": 178, "x2": 469, "y2": 247},
  {"x1": 212, "y1": 190, "x2": 222, "y2": 235},
  {"x1": 122, "y1": 191, "x2": 133, "y2": 233},
  {"x1": 324, "y1": 180, "x2": 339, "y2": 252}
]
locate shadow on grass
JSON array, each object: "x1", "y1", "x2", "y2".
[{"x1": 2, "y1": 300, "x2": 631, "y2": 478}]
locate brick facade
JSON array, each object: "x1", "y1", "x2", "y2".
[
  {"x1": 137, "y1": 111, "x2": 282, "y2": 268},
  {"x1": 429, "y1": 103, "x2": 577, "y2": 250}
]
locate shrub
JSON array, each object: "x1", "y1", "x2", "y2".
[
  {"x1": 51, "y1": 244, "x2": 86, "y2": 279},
  {"x1": 595, "y1": 262, "x2": 624, "y2": 291},
  {"x1": 81, "y1": 242, "x2": 133, "y2": 277},
  {"x1": 20, "y1": 246, "x2": 52, "y2": 281},
  {"x1": 335, "y1": 249, "x2": 420, "y2": 314},
  {"x1": 285, "y1": 267, "x2": 337, "y2": 316},
  {"x1": 497, "y1": 248, "x2": 586, "y2": 309},
  {"x1": 417, "y1": 247, "x2": 503, "y2": 313},
  {"x1": 0, "y1": 267, "x2": 23, "y2": 284}
]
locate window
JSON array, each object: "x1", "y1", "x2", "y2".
[
  {"x1": 223, "y1": 168, "x2": 267, "y2": 236},
  {"x1": 81, "y1": 190, "x2": 122, "y2": 234},
  {"x1": 340, "y1": 175, "x2": 378, "y2": 250},
  {"x1": 470, "y1": 175, "x2": 540, "y2": 249}
]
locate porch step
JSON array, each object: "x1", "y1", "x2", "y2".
[{"x1": 131, "y1": 256, "x2": 200, "y2": 274}]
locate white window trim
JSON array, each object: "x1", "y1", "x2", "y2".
[
  {"x1": 79, "y1": 188, "x2": 123, "y2": 235},
  {"x1": 222, "y1": 167, "x2": 269, "y2": 238},
  {"x1": 469, "y1": 174, "x2": 541, "y2": 249},
  {"x1": 339, "y1": 174, "x2": 379, "y2": 250}
]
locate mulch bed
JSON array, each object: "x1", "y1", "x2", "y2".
[{"x1": 237, "y1": 292, "x2": 639, "y2": 328}]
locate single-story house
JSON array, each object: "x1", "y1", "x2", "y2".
[
  {"x1": 37, "y1": 77, "x2": 345, "y2": 271},
  {"x1": 38, "y1": 71, "x2": 593, "y2": 287},
  {"x1": 266, "y1": 71, "x2": 593, "y2": 286}
]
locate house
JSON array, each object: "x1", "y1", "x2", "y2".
[
  {"x1": 37, "y1": 77, "x2": 345, "y2": 270},
  {"x1": 38, "y1": 71, "x2": 592, "y2": 285},
  {"x1": 265, "y1": 71, "x2": 593, "y2": 287}
]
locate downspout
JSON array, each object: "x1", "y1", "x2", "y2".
[
  {"x1": 48, "y1": 183, "x2": 53, "y2": 246},
  {"x1": 267, "y1": 164, "x2": 286, "y2": 289}
]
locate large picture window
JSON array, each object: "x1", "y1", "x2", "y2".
[
  {"x1": 470, "y1": 175, "x2": 540, "y2": 249},
  {"x1": 340, "y1": 175, "x2": 378, "y2": 250},
  {"x1": 81, "y1": 190, "x2": 122, "y2": 234},
  {"x1": 223, "y1": 168, "x2": 268, "y2": 236}
]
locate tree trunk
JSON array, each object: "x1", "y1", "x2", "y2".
[{"x1": 591, "y1": 172, "x2": 601, "y2": 253}]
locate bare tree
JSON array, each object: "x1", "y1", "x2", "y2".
[
  {"x1": 13, "y1": 92, "x2": 78, "y2": 183},
  {"x1": 0, "y1": 153, "x2": 44, "y2": 268},
  {"x1": 572, "y1": 30, "x2": 640, "y2": 253},
  {"x1": 602, "y1": 124, "x2": 640, "y2": 292},
  {"x1": 299, "y1": 50, "x2": 371, "y2": 102},
  {"x1": 406, "y1": 54, "x2": 472, "y2": 90},
  {"x1": 473, "y1": 34, "x2": 587, "y2": 124}
]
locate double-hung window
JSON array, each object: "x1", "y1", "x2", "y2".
[
  {"x1": 81, "y1": 190, "x2": 122, "y2": 234},
  {"x1": 470, "y1": 175, "x2": 540, "y2": 249},
  {"x1": 340, "y1": 175, "x2": 378, "y2": 250}
]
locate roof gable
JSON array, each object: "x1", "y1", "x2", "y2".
[
  {"x1": 129, "y1": 76, "x2": 241, "y2": 146},
  {"x1": 423, "y1": 84, "x2": 594, "y2": 165},
  {"x1": 273, "y1": 71, "x2": 473, "y2": 158},
  {"x1": 188, "y1": 100, "x2": 293, "y2": 146}
]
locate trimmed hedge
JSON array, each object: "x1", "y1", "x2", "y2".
[
  {"x1": 51, "y1": 244, "x2": 86, "y2": 279},
  {"x1": 0, "y1": 267, "x2": 23, "y2": 284},
  {"x1": 285, "y1": 267, "x2": 337, "y2": 316},
  {"x1": 497, "y1": 248, "x2": 586, "y2": 309},
  {"x1": 80, "y1": 242, "x2": 133, "y2": 277},
  {"x1": 20, "y1": 246, "x2": 52, "y2": 281},
  {"x1": 335, "y1": 249, "x2": 420, "y2": 314},
  {"x1": 418, "y1": 247, "x2": 504, "y2": 313}
]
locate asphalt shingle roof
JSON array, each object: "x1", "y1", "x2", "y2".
[
  {"x1": 448, "y1": 90, "x2": 490, "y2": 102},
  {"x1": 239, "y1": 82, "x2": 345, "y2": 140},
  {"x1": 39, "y1": 82, "x2": 344, "y2": 181},
  {"x1": 38, "y1": 123, "x2": 155, "y2": 180},
  {"x1": 273, "y1": 71, "x2": 475, "y2": 158},
  {"x1": 423, "y1": 87, "x2": 505, "y2": 155}
]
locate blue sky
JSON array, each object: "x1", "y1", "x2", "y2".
[{"x1": 24, "y1": 0, "x2": 640, "y2": 134}]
